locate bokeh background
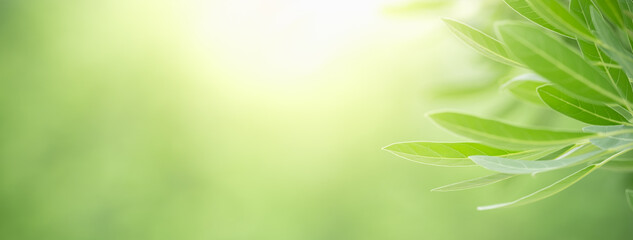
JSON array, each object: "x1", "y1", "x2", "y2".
[{"x1": 1, "y1": 0, "x2": 633, "y2": 239}]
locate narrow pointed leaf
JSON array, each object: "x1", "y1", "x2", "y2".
[
  {"x1": 537, "y1": 85, "x2": 630, "y2": 125},
  {"x1": 443, "y1": 18, "x2": 523, "y2": 67},
  {"x1": 501, "y1": 73, "x2": 548, "y2": 105},
  {"x1": 619, "y1": 0, "x2": 633, "y2": 34},
  {"x1": 478, "y1": 149, "x2": 631, "y2": 210},
  {"x1": 432, "y1": 174, "x2": 515, "y2": 192},
  {"x1": 592, "y1": 0, "x2": 626, "y2": 28},
  {"x1": 504, "y1": 0, "x2": 568, "y2": 36},
  {"x1": 571, "y1": 0, "x2": 633, "y2": 105},
  {"x1": 428, "y1": 112, "x2": 594, "y2": 150},
  {"x1": 526, "y1": 0, "x2": 593, "y2": 40},
  {"x1": 477, "y1": 163, "x2": 599, "y2": 210},
  {"x1": 432, "y1": 145, "x2": 578, "y2": 192},
  {"x1": 383, "y1": 142, "x2": 517, "y2": 167},
  {"x1": 583, "y1": 125, "x2": 633, "y2": 150},
  {"x1": 571, "y1": 0, "x2": 601, "y2": 59},
  {"x1": 592, "y1": 7, "x2": 633, "y2": 78},
  {"x1": 383, "y1": 142, "x2": 557, "y2": 167},
  {"x1": 497, "y1": 23, "x2": 624, "y2": 105},
  {"x1": 469, "y1": 149, "x2": 602, "y2": 174},
  {"x1": 611, "y1": 105, "x2": 633, "y2": 121}
]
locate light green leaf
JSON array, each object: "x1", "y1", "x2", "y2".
[
  {"x1": 469, "y1": 147, "x2": 602, "y2": 174},
  {"x1": 432, "y1": 145, "x2": 576, "y2": 191},
  {"x1": 477, "y1": 149, "x2": 631, "y2": 210},
  {"x1": 583, "y1": 125, "x2": 633, "y2": 150},
  {"x1": 428, "y1": 112, "x2": 594, "y2": 150},
  {"x1": 431, "y1": 174, "x2": 515, "y2": 192},
  {"x1": 501, "y1": 73, "x2": 548, "y2": 105},
  {"x1": 526, "y1": 0, "x2": 593, "y2": 40},
  {"x1": 497, "y1": 22, "x2": 625, "y2": 105},
  {"x1": 383, "y1": 142, "x2": 517, "y2": 167},
  {"x1": 626, "y1": 189, "x2": 633, "y2": 211},
  {"x1": 537, "y1": 85, "x2": 630, "y2": 125},
  {"x1": 443, "y1": 18, "x2": 524, "y2": 67},
  {"x1": 478, "y1": 164, "x2": 598, "y2": 210},
  {"x1": 504, "y1": 0, "x2": 568, "y2": 36}
]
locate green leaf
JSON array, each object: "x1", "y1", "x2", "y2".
[
  {"x1": 618, "y1": 0, "x2": 633, "y2": 34},
  {"x1": 626, "y1": 189, "x2": 633, "y2": 211},
  {"x1": 497, "y1": 22, "x2": 625, "y2": 105},
  {"x1": 383, "y1": 142, "x2": 517, "y2": 167},
  {"x1": 583, "y1": 125, "x2": 633, "y2": 150},
  {"x1": 501, "y1": 73, "x2": 548, "y2": 105},
  {"x1": 432, "y1": 145, "x2": 576, "y2": 192},
  {"x1": 428, "y1": 112, "x2": 594, "y2": 150},
  {"x1": 610, "y1": 105, "x2": 633, "y2": 120},
  {"x1": 469, "y1": 146, "x2": 602, "y2": 174},
  {"x1": 526, "y1": 0, "x2": 593, "y2": 40},
  {"x1": 571, "y1": 0, "x2": 599, "y2": 55},
  {"x1": 592, "y1": 7, "x2": 633, "y2": 80},
  {"x1": 537, "y1": 85, "x2": 630, "y2": 125},
  {"x1": 592, "y1": 0, "x2": 625, "y2": 28},
  {"x1": 477, "y1": 164, "x2": 598, "y2": 210},
  {"x1": 431, "y1": 173, "x2": 516, "y2": 192},
  {"x1": 504, "y1": 0, "x2": 569, "y2": 36},
  {"x1": 443, "y1": 18, "x2": 524, "y2": 67},
  {"x1": 571, "y1": 0, "x2": 633, "y2": 106},
  {"x1": 477, "y1": 149, "x2": 631, "y2": 210}
]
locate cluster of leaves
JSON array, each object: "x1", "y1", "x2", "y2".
[{"x1": 385, "y1": 0, "x2": 633, "y2": 211}]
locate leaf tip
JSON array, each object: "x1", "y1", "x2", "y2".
[
  {"x1": 382, "y1": 143, "x2": 396, "y2": 151},
  {"x1": 424, "y1": 110, "x2": 450, "y2": 121}
]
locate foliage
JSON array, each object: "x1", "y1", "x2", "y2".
[{"x1": 385, "y1": 0, "x2": 633, "y2": 210}]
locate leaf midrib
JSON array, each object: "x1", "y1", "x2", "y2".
[{"x1": 540, "y1": 88, "x2": 631, "y2": 125}]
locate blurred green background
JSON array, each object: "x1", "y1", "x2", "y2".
[{"x1": 1, "y1": 0, "x2": 632, "y2": 239}]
